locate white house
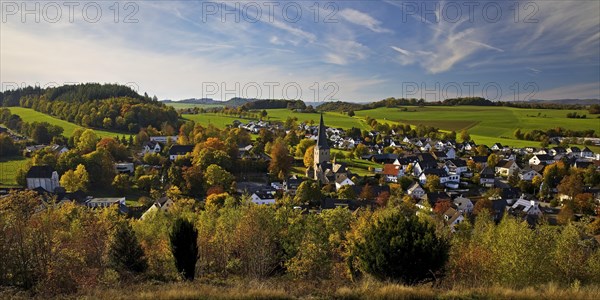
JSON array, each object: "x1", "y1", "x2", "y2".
[
  {"x1": 443, "y1": 207, "x2": 465, "y2": 229},
  {"x1": 114, "y1": 162, "x2": 134, "y2": 174},
  {"x1": 335, "y1": 174, "x2": 355, "y2": 190},
  {"x1": 406, "y1": 182, "x2": 425, "y2": 199},
  {"x1": 519, "y1": 169, "x2": 541, "y2": 181},
  {"x1": 251, "y1": 192, "x2": 276, "y2": 205},
  {"x1": 496, "y1": 160, "x2": 521, "y2": 177},
  {"x1": 27, "y1": 166, "x2": 60, "y2": 192},
  {"x1": 85, "y1": 197, "x2": 127, "y2": 213},
  {"x1": 445, "y1": 159, "x2": 468, "y2": 175},
  {"x1": 510, "y1": 197, "x2": 543, "y2": 216},
  {"x1": 528, "y1": 154, "x2": 554, "y2": 166},
  {"x1": 168, "y1": 145, "x2": 194, "y2": 161},
  {"x1": 581, "y1": 147, "x2": 594, "y2": 158},
  {"x1": 453, "y1": 196, "x2": 473, "y2": 213},
  {"x1": 150, "y1": 136, "x2": 178, "y2": 143},
  {"x1": 141, "y1": 197, "x2": 174, "y2": 219},
  {"x1": 143, "y1": 141, "x2": 162, "y2": 155}
]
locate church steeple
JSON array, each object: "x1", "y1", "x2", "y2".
[
  {"x1": 316, "y1": 113, "x2": 329, "y2": 150},
  {"x1": 313, "y1": 113, "x2": 331, "y2": 170}
]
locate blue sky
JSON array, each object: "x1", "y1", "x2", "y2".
[{"x1": 1, "y1": 0, "x2": 599, "y2": 102}]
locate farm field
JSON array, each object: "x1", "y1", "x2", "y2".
[
  {"x1": 7, "y1": 107, "x2": 124, "y2": 138},
  {"x1": 0, "y1": 156, "x2": 30, "y2": 186}
]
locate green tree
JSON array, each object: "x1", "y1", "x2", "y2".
[
  {"x1": 170, "y1": 218, "x2": 199, "y2": 280},
  {"x1": 353, "y1": 210, "x2": 449, "y2": 284},
  {"x1": 294, "y1": 181, "x2": 322, "y2": 206},
  {"x1": 112, "y1": 174, "x2": 131, "y2": 194},
  {"x1": 425, "y1": 175, "x2": 441, "y2": 192},
  {"x1": 205, "y1": 164, "x2": 234, "y2": 190},
  {"x1": 296, "y1": 138, "x2": 316, "y2": 157},
  {"x1": 460, "y1": 129, "x2": 470, "y2": 142},
  {"x1": 337, "y1": 184, "x2": 357, "y2": 200},
  {"x1": 108, "y1": 222, "x2": 148, "y2": 274}
]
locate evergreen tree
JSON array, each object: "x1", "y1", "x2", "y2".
[
  {"x1": 108, "y1": 223, "x2": 148, "y2": 274},
  {"x1": 170, "y1": 218, "x2": 199, "y2": 280},
  {"x1": 354, "y1": 210, "x2": 449, "y2": 284}
]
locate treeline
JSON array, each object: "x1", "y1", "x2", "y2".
[
  {"x1": 0, "y1": 108, "x2": 64, "y2": 144},
  {"x1": 241, "y1": 99, "x2": 306, "y2": 110},
  {"x1": 514, "y1": 127, "x2": 597, "y2": 142},
  {"x1": 1, "y1": 191, "x2": 599, "y2": 296},
  {"x1": 2, "y1": 84, "x2": 179, "y2": 133},
  {"x1": 318, "y1": 101, "x2": 364, "y2": 112}
]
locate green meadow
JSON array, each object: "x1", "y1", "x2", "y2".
[
  {"x1": 0, "y1": 156, "x2": 30, "y2": 186},
  {"x1": 7, "y1": 107, "x2": 124, "y2": 138}
]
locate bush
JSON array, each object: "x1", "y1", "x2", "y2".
[{"x1": 353, "y1": 210, "x2": 449, "y2": 284}]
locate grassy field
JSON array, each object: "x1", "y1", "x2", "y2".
[
  {"x1": 355, "y1": 106, "x2": 599, "y2": 140},
  {"x1": 0, "y1": 156, "x2": 30, "y2": 186},
  {"x1": 7, "y1": 278, "x2": 598, "y2": 300},
  {"x1": 7, "y1": 107, "x2": 124, "y2": 138}
]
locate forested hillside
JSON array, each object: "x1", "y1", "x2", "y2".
[{"x1": 1, "y1": 84, "x2": 179, "y2": 133}]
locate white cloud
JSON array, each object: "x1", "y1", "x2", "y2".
[
  {"x1": 338, "y1": 9, "x2": 392, "y2": 33},
  {"x1": 324, "y1": 39, "x2": 370, "y2": 65}
]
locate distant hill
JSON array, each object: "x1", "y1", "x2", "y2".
[{"x1": 527, "y1": 99, "x2": 599, "y2": 105}]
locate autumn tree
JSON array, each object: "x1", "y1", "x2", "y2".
[
  {"x1": 424, "y1": 175, "x2": 441, "y2": 192},
  {"x1": 205, "y1": 164, "x2": 234, "y2": 191},
  {"x1": 295, "y1": 138, "x2": 316, "y2": 157},
  {"x1": 557, "y1": 172, "x2": 584, "y2": 201},
  {"x1": 77, "y1": 129, "x2": 99, "y2": 154},
  {"x1": 460, "y1": 129, "x2": 471, "y2": 142},
  {"x1": 269, "y1": 139, "x2": 293, "y2": 180},
  {"x1": 112, "y1": 174, "x2": 131, "y2": 194},
  {"x1": 59, "y1": 164, "x2": 89, "y2": 192},
  {"x1": 337, "y1": 184, "x2": 357, "y2": 200},
  {"x1": 294, "y1": 181, "x2": 322, "y2": 206},
  {"x1": 303, "y1": 145, "x2": 315, "y2": 168}
]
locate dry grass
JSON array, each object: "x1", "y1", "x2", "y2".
[{"x1": 3, "y1": 278, "x2": 600, "y2": 300}]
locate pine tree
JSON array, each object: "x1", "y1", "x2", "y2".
[
  {"x1": 170, "y1": 218, "x2": 198, "y2": 280},
  {"x1": 108, "y1": 223, "x2": 148, "y2": 274}
]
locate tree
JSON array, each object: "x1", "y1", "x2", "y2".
[
  {"x1": 337, "y1": 184, "x2": 357, "y2": 200},
  {"x1": 424, "y1": 175, "x2": 441, "y2": 192},
  {"x1": 557, "y1": 172, "x2": 584, "y2": 201},
  {"x1": 354, "y1": 143, "x2": 369, "y2": 158},
  {"x1": 434, "y1": 200, "x2": 452, "y2": 215},
  {"x1": 108, "y1": 222, "x2": 148, "y2": 274},
  {"x1": 269, "y1": 139, "x2": 293, "y2": 180},
  {"x1": 295, "y1": 139, "x2": 316, "y2": 157},
  {"x1": 304, "y1": 145, "x2": 315, "y2": 168},
  {"x1": 353, "y1": 210, "x2": 449, "y2": 284},
  {"x1": 112, "y1": 174, "x2": 131, "y2": 194},
  {"x1": 359, "y1": 184, "x2": 375, "y2": 201},
  {"x1": 205, "y1": 164, "x2": 234, "y2": 190},
  {"x1": 59, "y1": 164, "x2": 89, "y2": 192},
  {"x1": 487, "y1": 153, "x2": 499, "y2": 169},
  {"x1": 460, "y1": 129, "x2": 470, "y2": 142},
  {"x1": 348, "y1": 110, "x2": 355, "y2": 117},
  {"x1": 170, "y1": 218, "x2": 198, "y2": 280},
  {"x1": 476, "y1": 145, "x2": 488, "y2": 156},
  {"x1": 294, "y1": 181, "x2": 322, "y2": 206},
  {"x1": 77, "y1": 129, "x2": 99, "y2": 154},
  {"x1": 473, "y1": 198, "x2": 493, "y2": 215}
]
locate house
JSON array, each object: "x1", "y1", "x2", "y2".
[
  {"x1": 581, "y1": 147, "x2": 594, "y2": 158},
  {"x1": 143, "y1": 141, "x2": 162, "y2": 155},
  {"x1": 284, "y1": 176, "x2": 304, "y2": 194},
  {"x1": 419, "y1": 169, "x2": 460, "y2": 188},
  {"x1": 149, "y1": 136, "x2": 178, "y2": 143},
  {"x1": 480, "y1": 167, "x2": 495, "y2": 187},
  {"x1": 335, "y1": 174, "x2": 355, "y2": 190},
  {"x1": 519, "y1": 168, "x2": 541, "y2": 181},
  {"x1": 445, "y1": 159, "x2": 468, "y2": 175},
  {"x1": 114, "y1": 162, "x2": 134, "y2": 174},
  {"x1": 443, "y1": 208, "x2": 464, "y2": 229},
  {"x1": 141, "y1": 197, "x2": 174, "y2": 219},
  {"x1": 549, "y1": 147, "x2": 566, "y2": 156},
  {"x1": 529, "y1": 154, "x2": 555, "y2": 166},
  {"x1": 495, "y1": 159, "x2": 521, "y2": 177},
  {"x1": 85, "y1": 197, "x2": 127, "y2": 213},
  {"x1": 417, "y1": 192, "x2": 451, "y2": 211},
  {"x1": 566, "y1": 146, "x2": 581, "y2": 158},
  {"x1": 491, "y1": 143, "x2": 503, "y2": 151},
  {"x1": 509, "y1": 197, "x2": 543, "y2": 217},
  {"x1": 453, "y1": 196, "x2": 473, "y2": 213},
  {"x1": 26, "y1": 166, "x2": 60, "y2": 192},
  {"x1": 470, "y1": 156, "x2": 488, "y2": 168},
  {"x1": 412, "y1": 160, "x2": 437, "y2": 176},
  {"x1": 168, "y1": 145, "x2": 194, "y2": 160},
  {"x1": 382, "y1": 164, "x2": 403, "y2": 182},
  {"x1": 251, "y1": 192, "x2": 276, "y2": 205},
  {"x1": 48, "y1": 144, "x2": 69, "y2": 155},
  {"x1": 445, "y1": 148, "x2": 456, "y2": 159},
  {"x1": 406, "y1": 182, "x2": 425, "y2": 199}
]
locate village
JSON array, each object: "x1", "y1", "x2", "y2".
[{"x1": 4, "y1": 113, "x2": 599, "y2": 231}]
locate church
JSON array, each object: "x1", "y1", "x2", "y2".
[{"x1": 306, "y1": 114, "x2": 352, "y2": 188}]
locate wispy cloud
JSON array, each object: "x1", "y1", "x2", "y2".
[{"x1": 338, "y1": 9, "x2": 392, "y2": 33}]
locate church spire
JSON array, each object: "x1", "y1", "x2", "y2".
[{"x1": 316, "y1": 113, "x2": 329, "y2": 149}]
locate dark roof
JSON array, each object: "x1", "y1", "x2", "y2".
[
  {"x1": 26, "y1": 165, "x2": 55, "y2": 179},
  {"x1": 471, "y1": 156, "x2": 488, "y2": 163},
  {"x1": 501, "y1": 187, "x2": 521, "y2": 200},
  {"x1": 535, "y1": 154, "x2": 553, "y2": 161},
  {"x1": 447, "y1": 159, "x2": 467, "y2": 167},
  {"x1": 418, "y1": 153, "x2": 436, "y2": 162},
  {"x1": 480, "y1": 166, "x2": 495, "y2": 178},
  {"x1": 316, "y1": 114, "x2": 329, "y2": 150},
  {"x1": 421, "y1": 192, "x2": 451, "y2": 207},
  {"x1": 168, "y1": 145, "x2": 194, "y2": 155},
  {"x1": 422, "y1": 168, "x2": 448, "y2": 177}
]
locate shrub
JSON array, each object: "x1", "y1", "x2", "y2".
[{"x1": 353, "y1": 210, "x2": 449, "y2": 284}]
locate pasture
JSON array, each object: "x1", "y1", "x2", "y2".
[
  {"x1": 7, "y1": 107, "x2": 125, "y2": 138},
  {"x1": 0, "y1": 156, "x2": 30, "y2": 186}
]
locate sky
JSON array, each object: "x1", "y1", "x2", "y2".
[{"x1": 1, "y1": 0, "x2": 599, "y2": 102}]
